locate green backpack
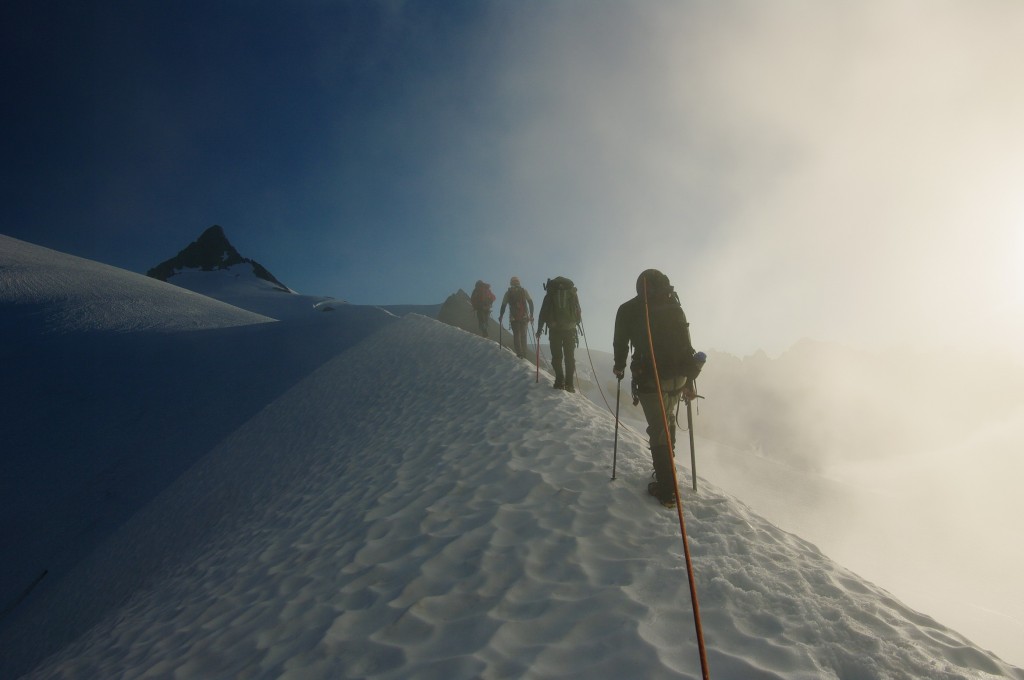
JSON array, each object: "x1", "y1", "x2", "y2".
[{"x1": 544, "y1": 277, "x2": 581, "y2": 331}]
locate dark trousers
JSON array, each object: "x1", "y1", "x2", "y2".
[
  {"x1": 475, "y1": 308, "x2": 490, "y2": 337},
  {"x1": 637, "y1": 375, "x2": 689, "y2": 487},
  {"x1": 548, "y1": 328, "x2": 576, "y2": 387},
  {"x1": 510, "y1": 320, "x2": 529, "y2": 358}
]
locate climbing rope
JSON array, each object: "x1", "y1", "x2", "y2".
[
  {"x1": 642, "y1": 274, "x2": 710, "y2": 680},
  {"x1": 578, "y1": 322, "x2": 614, "y2": 415}
]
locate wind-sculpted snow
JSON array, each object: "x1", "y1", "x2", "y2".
[
  {"x1": 0, "y1": 234, "x2": 274, "y2": 334},
  {"x1": 15, "y1": 316, "x2": 1021, "y2": 679},
  {"x1": 0, "y1": 234, "x2": 397, "y2": 641}
]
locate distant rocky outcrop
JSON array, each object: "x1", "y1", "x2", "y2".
[
  {"x1": 146, "y1": 225, "x2": 290, "y2": 292},
  {"x1": 438, "y1": 288, "x2": 505, "y2": 342}
]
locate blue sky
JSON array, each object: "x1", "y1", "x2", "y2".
[
  {"x1": 3, "y1": 2, "x2": 505, "y2": 287},
  {"x1": 4, "y1": 1, "x2": 1024, "y2": 358}
]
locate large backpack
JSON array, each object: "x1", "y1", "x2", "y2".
[
  {"x1": 508, "y1": 286, "x2": 528, "y2": 321},
  {"x1": 638, "y1": 287, "x2": 695, "y2": 380},
  {"x1": 471, "y1": 282, "x2": 494, "y2": 310},
  {"x1": 543, "y1": 277, "x2": 581, "y2": 331}
]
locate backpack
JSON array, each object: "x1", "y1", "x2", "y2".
[
  {"x1": 543, "y1": 277, "x2": 581, "y2": 331},
  {"x1": 638, "y1": 287, "x2": 694, "y2": 380},
  {"x1": 508, "y1": 286, "x2": 528, "y2": 321},
  {"x1": 471, "y1": 282, "x2": 494, "y2": 310}
]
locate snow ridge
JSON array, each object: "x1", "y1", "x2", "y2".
[
  {"x1": 16, "y1": 315, "x2": 1022, "y2": 680},
  {"x1": 0, "y1": 234, "x2": 273, "y2": 334}
]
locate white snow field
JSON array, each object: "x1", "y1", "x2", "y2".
[
  {"x1": 1, "y1": 234, "x2": 1021, "y2": 679},
  {"x1": 0, "y1": 234, "x2": 275, "y2": 333}
]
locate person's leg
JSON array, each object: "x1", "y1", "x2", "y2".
[
  {"x1": 513, "y1": 321, "x2": 526, "y2": 357},
  {"x1": 639, "y1": 391, "x2": 672, "y2": 448},
  {"x1": 549, "y1": 331, "x2": 565, "y2": 387},
  {"x1": 562, "y1": 333, "x2": 576, "y2": 392},
  {"x1": 638, "y1": 389, "x2": 677, "y2": 502}
]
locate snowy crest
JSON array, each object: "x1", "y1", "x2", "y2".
[
  {"x1": 1, "y1": 238, "x2": 1021, "y2": 679},
  {"x1": 3, "y1": 312, "x2": 1021, "y2": 678}
]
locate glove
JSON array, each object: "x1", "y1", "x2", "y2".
[
  {"x1": 613, "y1": 367, "x2": 624, "y2": 380},
  {"x1": 535, "y1": 331, "x2": 542, "y2": 339},
  {"x1": 682, "y1": 384, "x2": 697, "y2": 401}
]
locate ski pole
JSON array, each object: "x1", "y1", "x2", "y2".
[
  {"x1": 612, "y1": 376, "x2": 622, "y2": 480},
  {"x1": 499, "y1": 319, "x2": 503, "y2": 350}
]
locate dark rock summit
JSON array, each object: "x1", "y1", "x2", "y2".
[{"x1": 146, "y1": 225, "x2": 290, "y2": 292}]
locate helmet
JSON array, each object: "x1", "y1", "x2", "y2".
[{"x1": 636, "y1": 269, "x2": 670, "y2": 297}]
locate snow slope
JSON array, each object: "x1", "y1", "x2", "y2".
[
  {"x1": 571, "y1": 340, "x2": 1024, "y2": 670},
  {"x1": 0, "y1": 234, "x2": 397, "y2": 662},
  {"x1": 1, "y1": 235, "x2": 1021, "y2": 679},
  {"x1": 0, "y1": 234, "x2": 274, "y2": 334},
  {"x1": 166, "y1": 266, "x2": 339, "y2": 320}
]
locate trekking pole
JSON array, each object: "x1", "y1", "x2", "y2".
[
  {"x1": 499, "y1": 319, "x2": 503, "y2": 350},
  {"x1": 685, "y1": 356, "x2": 707, "y2": 492},
  {"x1": 678, "y1": 387, "x2": 705, "y2": 492},
  {"x1": 612, "y1": 376, "x2": 622, "y2": 480},
  {"x1": 531, "y1": 321, "x2": 540, "y2": 383}
]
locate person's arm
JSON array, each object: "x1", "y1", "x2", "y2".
[{"x1": 536, "y1": 295, "x2": 548, "y2": 335}]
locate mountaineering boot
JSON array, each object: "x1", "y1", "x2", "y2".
[
  {"x1": 649, "y1": 445, "x2": 676, "y2": 506},
  {"x1": 648, "y1": 480, "x2": 674, "y2": 507},
  {"x1": 552, "y1": 381, "x2": 564, "y2": 390}
]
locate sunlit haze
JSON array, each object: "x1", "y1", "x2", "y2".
[
  {"x1": 4, "y1": 1, "x2": 1024, "y2": 361},
  {"x1": 3, "y1": 0, "x2": 1023, "y2": 668}
]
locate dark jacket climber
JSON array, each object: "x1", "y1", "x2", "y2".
[
  {"x1": 537, "y1": 276, "x2": 582, "y2": 391},
  {"x1": 613, "y1": 269, "x2": 704, "y2": 506}
]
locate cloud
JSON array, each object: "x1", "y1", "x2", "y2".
[{"x1": 449, "y1": 0, "x2": 1024, "y2": 359}]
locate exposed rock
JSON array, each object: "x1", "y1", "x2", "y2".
[{"x1": 146, "y1": 225, "x2": 289, "y2": 292}]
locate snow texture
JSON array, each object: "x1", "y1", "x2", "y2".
[
  {"x1": 1, "y1": 234, "x2": 1021, "y2": 679},
  {"x1": 0, "y1": 234, "x2": 274, "y2": 334}
]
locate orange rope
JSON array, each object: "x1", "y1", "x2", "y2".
[{"x1": 642, "y1": 275, "x2": 710, "y2": 680}]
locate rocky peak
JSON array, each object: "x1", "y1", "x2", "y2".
[{"x1": 146, "y1": 225, "x2": 289, "y2": 291}]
